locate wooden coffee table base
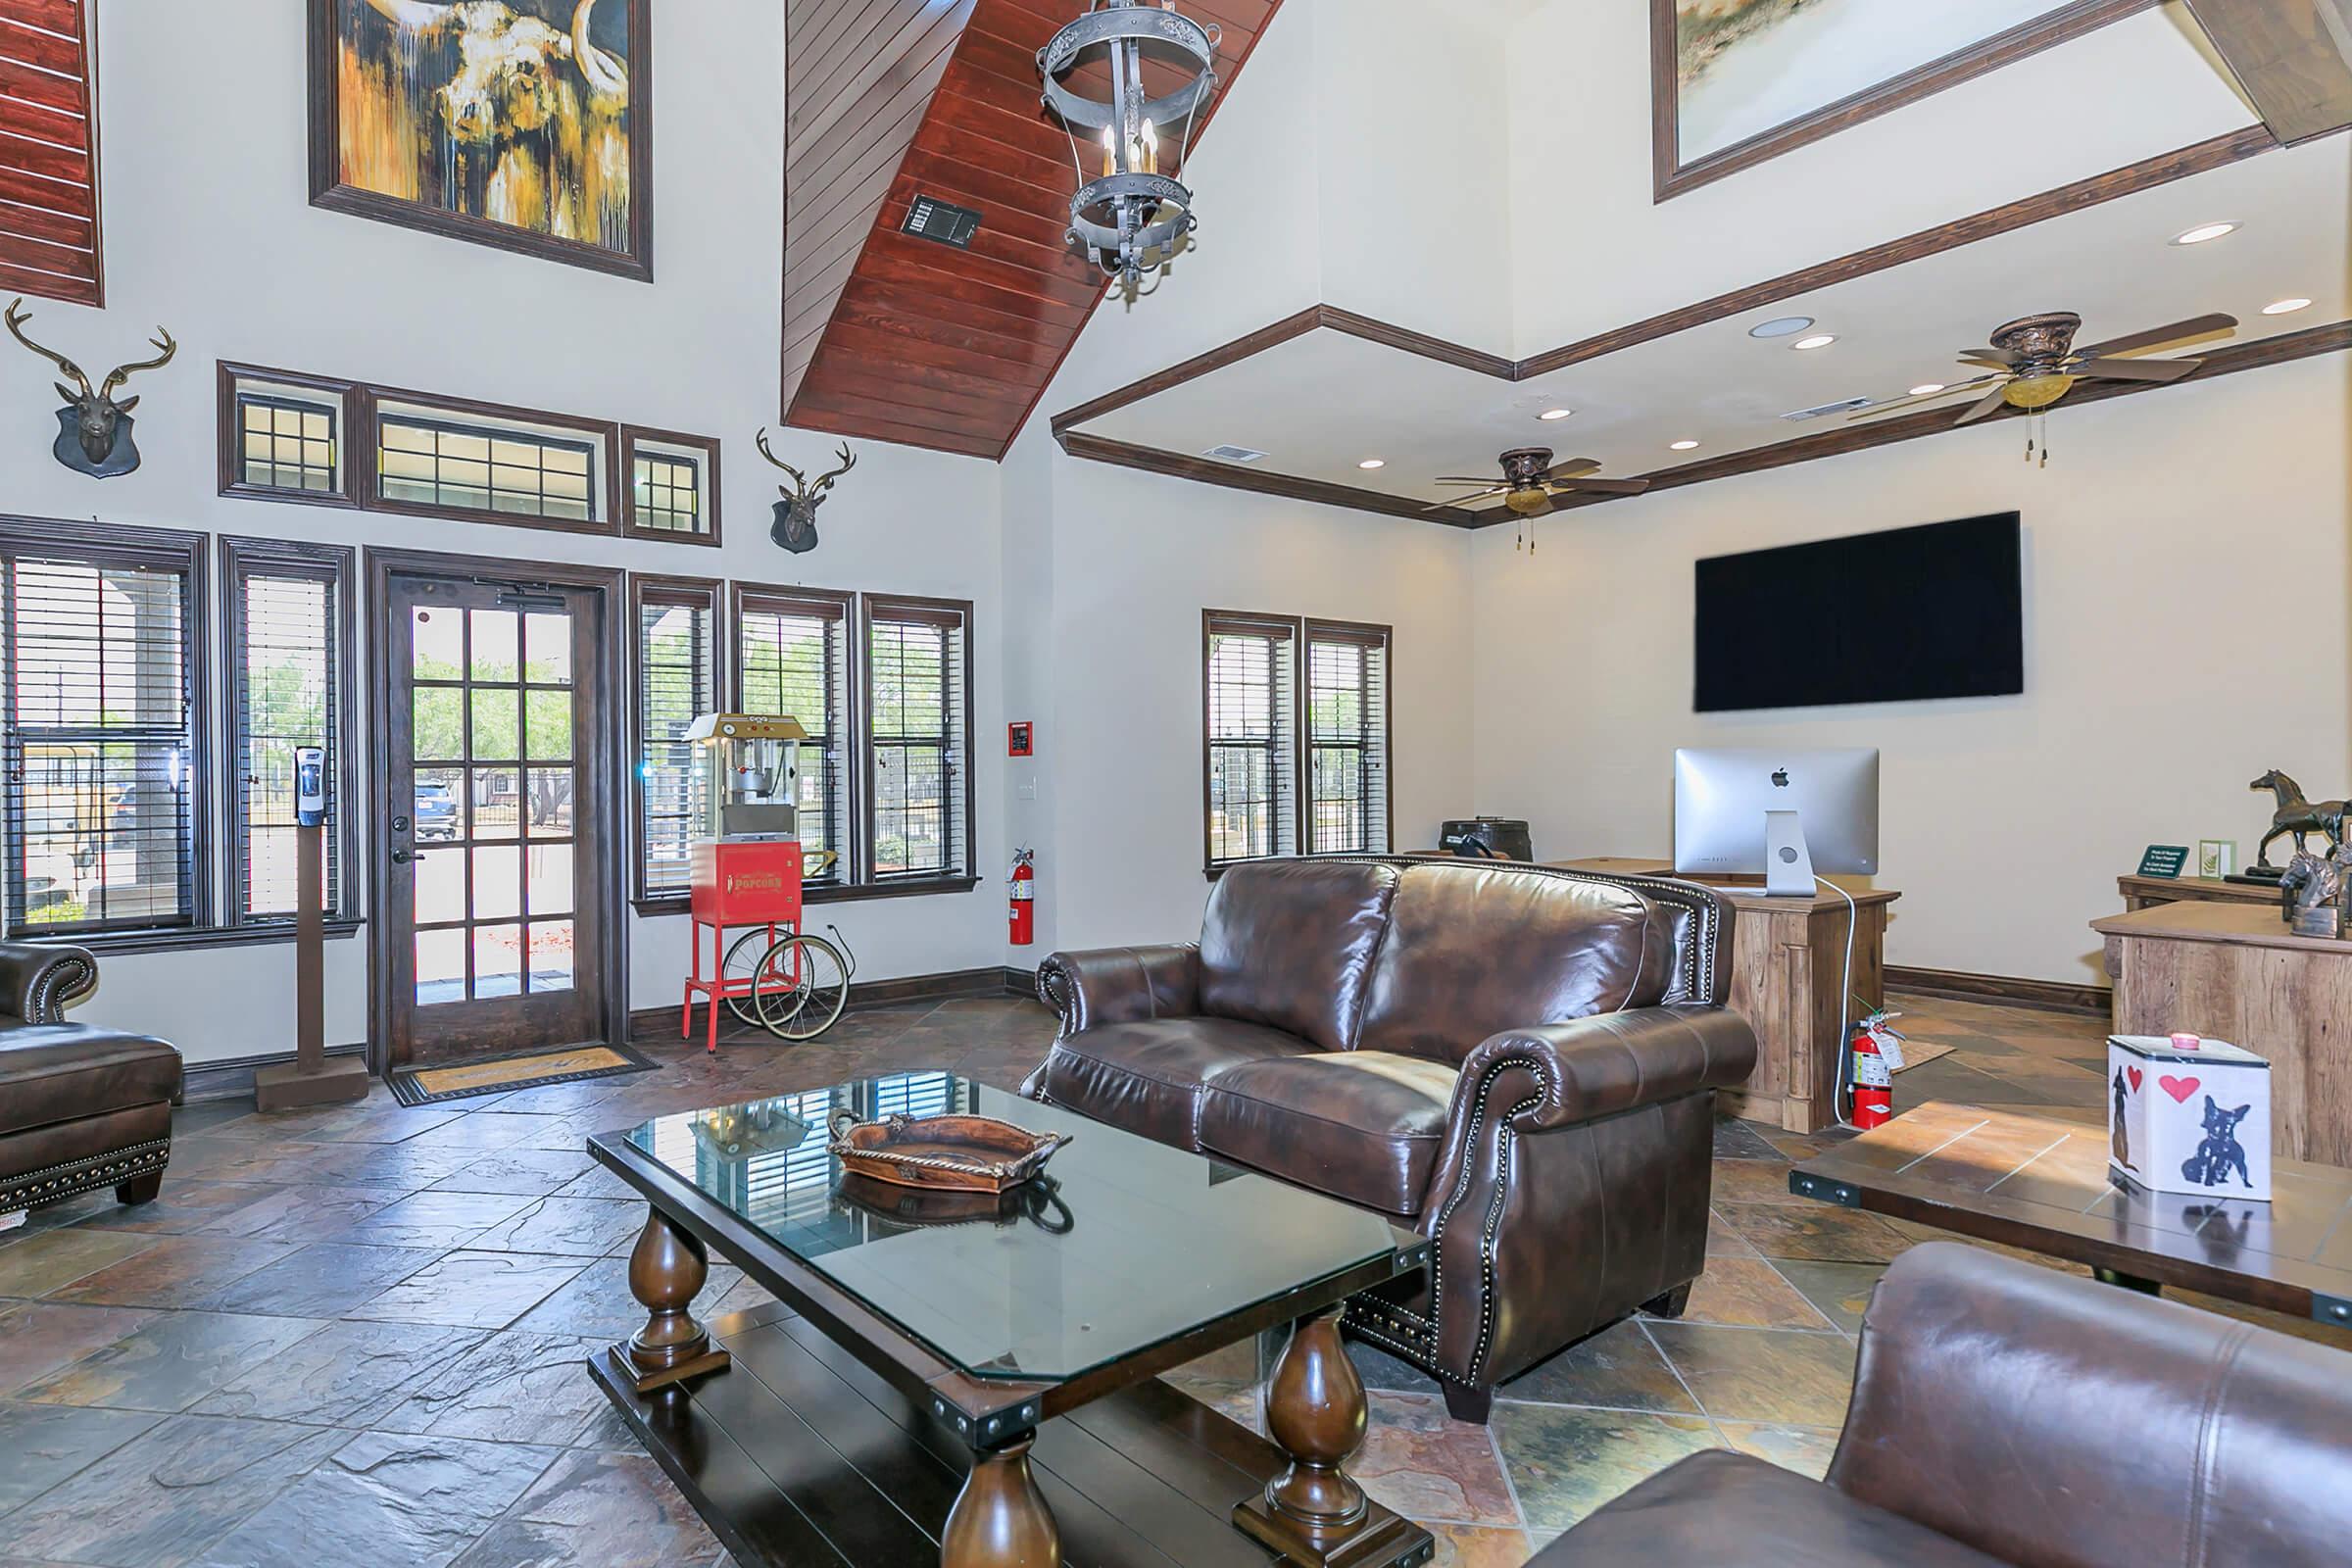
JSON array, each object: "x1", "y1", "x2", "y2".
[
  {"x1": 1232, "y1": 1306, "x2": 1423, "y2": 1568},
  {"x1": 608, "y1": 1205, "x2": 731, "y2": 1395}
]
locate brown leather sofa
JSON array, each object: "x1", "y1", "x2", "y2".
[
  {"x1": 0, "y1": 941, "x2": 181, "y2": 1216},
  {"x1": 1026, "y1": 857, "x2": 1756, "y2": 1422},
  {"x1": 1535, "y1": 1241, "x2": 2352, "y2": 1566}
]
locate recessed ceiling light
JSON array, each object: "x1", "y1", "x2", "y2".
[
  {"x1": 1357, "y1": 458, "x2": 1385, "y2": 469},
  {"x1": 1749, "y1": 316, "x2": 1815, "y2": 339},
  {"x1": 2170, "y1": 221, "x2": 2237, "y2": 246},
  {"x1": 1908, "y1": 383, "x2": 1946, "y2": 397},
  {"x1": 2262, "y1": 297, "x2": 2313, "y2": 316},
  {"x1": 1791, "y1": 334, "x2": 1838, "y2": 351},
  {"x1": 1669, "y1": 439, "x2": 1700, "y2": 451},
  {"x1": 1538, "y1": 407, "x2": 1574, "y2": 421}
]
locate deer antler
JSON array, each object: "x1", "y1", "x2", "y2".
[
  {"x1": 754, "y1": 427, "x2": 808, "y2": 489},
  {"x1": 808, "y1": 443, "x2": 858, "y2": 497},
  {"x1": 4, "y1": 298, "x2": 93, "y2": 399},
  {"x1": 99, "y1": 327, "x2": 176, "y2": 399}
]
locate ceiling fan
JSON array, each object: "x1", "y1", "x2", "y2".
[
  {"x1": 1426, "y1": 448, "x2": 1651, "y2": 549},
  {"x1": 1850, "y1": 310, "x2": 2236, "y2": 465}
]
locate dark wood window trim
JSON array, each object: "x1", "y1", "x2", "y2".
[
  {"x1": 364, "y1": 384, "x2": 621, "y2": 536},
  {"x1": 1649, "y1": 0, "x2": 2157, "y2": 201},
  {"x1": 1201, "y1": 610, "x2": 1394, "y2": 877},
  {"x1": 621, "y1": 425, "x2": 723, "y2": 547},
  {"x1": 1302, "y1": 617, "x2": 1395, "y2": 858},
  {"x1": 217, "y1": 362, "x2": 363, "y2": 509},
  {"x1": 220, "y1": 535, "x2": 360, "y2": 930},
  {"x1": 732, "y1": 581, "x2": 856, "y2": 893},
  {"x1": 0, "y1": 514, "x2": 210, "y2": 943},
  {"x1": 861, "y1": 594, "x2": 977, "y2": 895},
  {"x1": 628, "y1": 572, "x2": 723, "y2": 914}
]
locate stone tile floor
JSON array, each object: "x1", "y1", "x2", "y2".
[{"x1": 0, "y1": 992, "x2": 2341, "y2": 1567}]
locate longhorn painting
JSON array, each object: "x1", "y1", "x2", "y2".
[{"x1": 310, "y1": 0, "x2": 651, "y2": 277}]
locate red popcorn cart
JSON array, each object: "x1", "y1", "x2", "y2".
[{"x1": 678, "y1": 713, "x2": 853, "y2": 1050}]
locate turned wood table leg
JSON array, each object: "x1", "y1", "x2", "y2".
[
  {"x1": 604, "y1": 1204, "x2": 732, "y2": 1395},
  {"x1": 941, "y1": 1433, "x2": 1059, "y2": 1568},
  {"x1": 1234, "y1": 1306, "x2": 1426, "y2": 1567}
]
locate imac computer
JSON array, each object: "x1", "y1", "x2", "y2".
[{"x1": 1674, "y1": 748, "x2": 1880, "y2": 897}]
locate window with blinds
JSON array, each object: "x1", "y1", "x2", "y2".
[
  {"x1": 1204, "y1": 613, "x2": 1298, "y2": 865},
  {"x1": 226, "y1": 539, "x2": 353, "y2": 923},
  {"x1": 1305, "y1": 621, "x2": 1392, "y2": 855},
  {"x1": 735, "y1": 586, "x2": 850, "y2": 883},
  {"x1": 0, "y1": 527, "x2": 202, "y2": 935},
  {"x1": 865, "y1": 598, "x2": 971, "y2": 883},
  {"x1": 632, "y1": 578, "x2": 718, "y2": 903}
]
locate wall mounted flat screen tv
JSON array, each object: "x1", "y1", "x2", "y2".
[{"x1": 1693, "y1": 513, "x2": 2024, "y2": 712}]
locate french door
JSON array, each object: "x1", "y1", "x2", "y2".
[{"x1": 374, "y1": 564, "x2": 618, "y2": 1072}]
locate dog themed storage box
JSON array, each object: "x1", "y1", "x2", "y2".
[{"x1": 2107, "y1": 1034, "x2": 2272, "y2": 1201}]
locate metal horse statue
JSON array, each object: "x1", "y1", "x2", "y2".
[
  {"x1": 2250, "y1": 769, "x2": 2348, "y2": 869},
  {"x1": 754, "y1": 429, "x2": 857, "y2": 555},
  {"x1": 5, "y1": 298, "x2": 177, "y2": 478}
]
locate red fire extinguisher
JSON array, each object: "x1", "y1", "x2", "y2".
[
  {"x1": 1848, "y1": 1007, "x2": 1906, "y2": 1130},
  {"x1": 1008, "y1": 847, "x2": 1036, "y2": 947}
]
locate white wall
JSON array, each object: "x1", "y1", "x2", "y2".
[
  {"x1": 1469, "y1": 353, "x2": 2352, "y2": 986},
  {"x1": 6, "y1": 1, "x2": 1007, "y2": 1064}
]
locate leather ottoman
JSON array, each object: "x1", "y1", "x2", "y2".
[{"x1": 0, "y1": 943, "x2": 180, "y2": 1215}]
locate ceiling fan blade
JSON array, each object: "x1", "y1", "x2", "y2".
[
  {"x1": 1435, "y1": 476, "x2": 1506, "y2": 485},
  {"x1": 2074, "y1": 313, "x2": 2236, "y2": 360},
  {"x1": 1556, "y1": 476, "x2": 1650, "y2": 496},
  {"x1": 1846, "y1": 376, "x2": 2002, "y2": 419},
  {"x1": 1953, "y1": 384, "x2": 2014, "y2": 425},
  {"x1": 1958, "y1": 348, "x2": 2018, "y2": 367},
  {"x1": 2074, "y1": 355, "x2": 2198, "y2": 382},
  {"x1": 1544, "y1": 457, "x2": 1601, "y2": 480},
  {"x1": 1427, "y1": 489, "x2": 1504, "y2": 511}
]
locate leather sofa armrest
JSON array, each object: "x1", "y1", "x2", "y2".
[
  {"x1": 1036, "y1": 945, "x2": 1201, "y2": 1036},
  {"x1": 1829, "y1": 1242, "x2": 2352, "y2": 1566},
  {"x1": 0, "y1": 940, "x2": 99, "y2": 1025},
  {"x1": 1442, "y1": 1005, "x2": 1759, "y2": 1136}
]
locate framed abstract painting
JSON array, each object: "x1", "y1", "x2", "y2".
[
  {"x1": 308, "y1": 0, "x2": 654, "y2": 279},
  {"x1": 1651, "y1": 0, "x2": 2155, "y2": 199}
]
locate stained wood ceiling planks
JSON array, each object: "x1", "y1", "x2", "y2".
[
  {"x1": 0, "y1": 0, "x2": 100, "y2": 306},
  {"x1": 784, "y1": 0, "x2": 1283, "y2": 460},
  {"x1": 2184, "y1": 0, "x2": 2352, "y2": 144}
]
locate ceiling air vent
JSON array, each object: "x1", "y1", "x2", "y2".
[
  {"x1": 1202, "y1": 444, "x2": 1267, "y2": 464},
  {"x1": 1782, "y1": 396, "x2": 1875, "y2": 421}
]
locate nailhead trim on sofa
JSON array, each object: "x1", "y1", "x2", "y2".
[{"x1": 0, "y1": 1138, "x2": 170, "y2": 1215}]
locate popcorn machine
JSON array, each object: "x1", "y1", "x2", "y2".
[{"x1": 680, "y1": 714, "x2": 851, "y2": 1050}]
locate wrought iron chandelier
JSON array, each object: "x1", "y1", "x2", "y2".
[{"x1": 1038, "y1": 0, "x2": 1220, "y2": 297}]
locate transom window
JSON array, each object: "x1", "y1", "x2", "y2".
[
  {"x1": 378, "y1": 410, "x2": 600, "y2": 523},
  {"x1": 238, "y1": 395, "x2": 338, "y2": 494},
  {"x1": 623, "y1": 428, "x2": 720, "y2": 543}
]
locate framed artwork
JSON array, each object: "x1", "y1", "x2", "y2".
[
  {"x1": 1651, "y1": 0, "x2": 2155, "y2": 200},
  {"x1": 308, "y1": 0, "x2": 654, "y2": 280}
]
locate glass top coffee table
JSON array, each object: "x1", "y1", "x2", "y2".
[{"x1": 586, "y1": 1071, "x2": 1437, "y2": 1568}]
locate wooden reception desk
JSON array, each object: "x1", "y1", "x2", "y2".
[
  {"x1": 2092, "y1": 902, "x2": 2352, "y2": 1165},
  {"x1": 1551, "y1": 858, "x2": 1899, "y2": 1135}
]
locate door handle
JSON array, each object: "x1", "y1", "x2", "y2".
[{"x1": 390, "y1": 848, "x2": 413, "y2": 864}]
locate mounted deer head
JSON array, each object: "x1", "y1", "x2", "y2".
[
  {"x1": 6, "y1": 299, "x2": 177, "y2": 478},
  {"x1": 755, "y1": 428, "x2": 857, "y2": 555}
]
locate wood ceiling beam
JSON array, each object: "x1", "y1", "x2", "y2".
[{"x1": 2184, "y1": 0, "x2": 2352, "y2": 144}]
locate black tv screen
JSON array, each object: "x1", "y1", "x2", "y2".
[{"x1": 1693, "y1": 514, "x2": 2024, "y2": 712}]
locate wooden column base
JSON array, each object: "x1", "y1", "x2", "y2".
[
  {"x1": 610, "y1": 1203, "x2": 732, "y2": 1395},
  {"x1": 600, "y1": 1340, "x2": 732, "y2": 1396},
  {"x1": 1232, "y1": 1493, "x2": 1429, "y2": 1568}
]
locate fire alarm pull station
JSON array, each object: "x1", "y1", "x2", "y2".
[{"x1": 1008, "y1": 721, "x2": 1034, "y2": 758}]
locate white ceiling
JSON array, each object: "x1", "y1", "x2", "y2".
[{"x1": 1072, "y1": 130, "x2": 2347, "y2": 511}]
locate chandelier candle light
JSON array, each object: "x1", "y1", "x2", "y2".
[{"x1": 1040, "y1": 0, "x2": 1220, "y2": 296}]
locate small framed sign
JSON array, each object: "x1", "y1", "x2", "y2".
[
  {"x1": 2137, "y1": 845, "x2": 2191, "y2": 879},
  {"x1": 2198, "y1": 839, "x2": 2237, "y2": 879}
]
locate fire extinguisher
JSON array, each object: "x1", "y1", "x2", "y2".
[
  {"x1": 1008, "y1": 847, "x2": 1036, "y2": 947},
  {"x1": 1848, "y1": 1006, "x2": 1907, "y2": 1130}
]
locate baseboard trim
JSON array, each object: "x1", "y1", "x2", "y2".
[
  {"x1": 1886, "y1": 965, "x2": 2111, "y2": 1016},
  {"x1": 629, "y1": 963, "x2": 1043, "y2": 1040},
  {"x1": 183, "y1": 1043, "x2": 371, "y2": 1102}
]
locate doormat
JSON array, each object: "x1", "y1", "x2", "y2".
[{"x1": 388, "y1": 1043, "x2": 660, "y2": 1106}]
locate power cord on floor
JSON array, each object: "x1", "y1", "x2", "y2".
[{"x1": 1817, "y1": 875, "x2": 1860, "y2": 1131}]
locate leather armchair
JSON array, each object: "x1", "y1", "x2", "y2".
[
  {"x1": 0, "y1": 941, "x2": 181, "y2": 1216},
  {"x1": 1027, "y1": 857, "x2": 1756, "y2": 1421},
  {"x1": 1536, "y1": 1241, "x2": 2352, "y2": 1567}
]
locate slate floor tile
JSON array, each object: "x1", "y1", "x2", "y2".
[
  {"x1": 1427, "y1": 1523, "x2": 1534, "y2": 1568},
  {"x1": 187, "y1": 1243, "x2": 443, "y2": 1319},
  {"x1": 472, "y1": 1197, "x2": 644, "y2": 1258},
  {"x1": 188, "y1": 1430, "x2": 559, "y2": 1568},
  {"x1": 448, "y1": 1450, "x2": 725, "y2": 1568},
  {"x1": 1770, "y1": 1259, "x2": 1886, "y2": 1336},
  {"x1": 1351, "y1": 1391, "x2": 1518, "y2": 1528},
  {"x1": 14, "y1": 1310, "x2": 328, "y2": 1414},
  {"x1": 0, "y1": 1399, "x2": 167, "y2": 1513},
  {"x1": 1494, "y1": 1403, "x2": 1718, "y2": 1533},
  {"x1": 69, "y1": 1182, "x2": 285, "y2": 1236},
  {"x1": 1667, "y1": 1256, "x2": 1833, "y2": 1330},
  {"x1": 192, "y1": 1320, "x2": 488, "y2": 1426},
  {"x1": 0, "y1": 1229, "x2": 161, "y2": 1298},
  {"x1": 1345, "y1": 1337, "x2": 1442, "y2": 1395},
  {"x1": 1714, "y1": 1201, "x2": 1912, "y2": 1263},
  {"x1": 46, "y1": 1236, "x2": 301, "y2": 1308},
  {"x1": 376, "y1": 1331, "x2": 610, "y2": 1444},
  {"x1": 2, "y1": 1413, "x2": 348, "y2": 1568},
  {"x1": 509, "y1": 1255, "x2": 745, "y2": 1340},
  {"x1": 1715, "y1": 1421, "x2": 1842, "y2": 1481},
  {"x1": 1643, "y1": 1321, "x2": 1857, "y2": 1428},
  {"x1": 350, "y1": 1251, "x2": 587, "y2": 1331},
  {"x1": 199, "y1": 1185, "x2": 414, "y2": 1245},
  {"x1": 1495, "y1": 1319, "x2": 1698, "y2": 1414},
  {"x1": 426, "y1": 1150, "x2": 596, "y2": 1197},
  {"x1": 326, "y1": 1191, "x2": 537, "y2": 1250},
  {"x1": 0, "y1": 1300, "x2": 161, "y2": 1397}
]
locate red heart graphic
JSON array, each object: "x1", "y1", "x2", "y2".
[
  {"x1": 2160, "y1": 1075, "x2": 2201, "y2": 1104},
  {"x1": 2127, "y1": 1067, "x2": 2144, "y2": 1094}
]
